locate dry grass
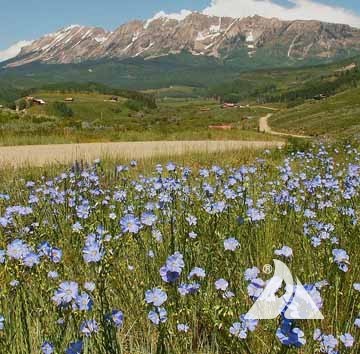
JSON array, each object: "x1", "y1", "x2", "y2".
[{"x1": 0, "y1": 140, "x2": 284, "y2": 168}]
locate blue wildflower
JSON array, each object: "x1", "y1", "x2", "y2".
[
  {"x1": 160, "y1": 252, "x2": 185, "y2": 283},
  {"x1": 82, "y1": 241, "x2": 104, "y2": 263},
  {"x1": 7, "y1": 239, "x2": 30, "y2": 260},
  {"x1": 48, "y1": 271, "x2": 59, "y2": 279},
  {"x1": 52, "y1": 281, "x2": 79, "y2": 306},
  {"x1": 75, "y1": 293, "x2": 93, "y2": 311},
  {"x1": 332, "y1": 249, "x2": 349, "y2": 272},
  {"x1": 215, "y1": 278, "x2": 229, "y2": 291},
  {"x1": 275, "y1": 246, "x2": 293, "y2": 258},
  {"x1": 230, "y1": 314, "x2": 258, "y2": 339},
  {"x1": 178, "y1": 283, "x2": 200, "y2": 296},
  {"x1": 84, "y1": 282, "x2": 96, "y2": 292},
  {"x1": 177, "y1": 323, "x2": 190, "y2": 332},
  {"x1": 276, "y1": 319, "x2": 306, "y2": 348},
  {"x1": 80, "y1": 319, "x2": 99, "y2": 337},
  {"x1": 244, "y1": 267, "x2": 260, "y2": 281},
  {"x1": 141, "y1": 212, "x2": 157, "y2": 226},
  {"x1": 145, "y1": 288, "x2": 167, "y2": 307},
  {"x1": 148, "y1": 307, "x2": 167, "y2": 325},
  {"x1": 23, "y1": 252, "x2": 40, "y2": 268},
  {"x1": 0, "y1": 250, "x2": 6, "y2": 264},
  {"x1": 50, "y1": 247, "x2": 62, "y2": 263},
  {"x1": 188, "y1": 267, "x2": 206, "y2": 280},
  {"x1": 340, "y1": 333, "x2": 354, "y2": 347},
  {"x1": 66, "y1": 341, "x2": 83, "y2": 354},
  {"x1": 224, "y1": 237, "x2": 240, "y2": 251},
  {"x1": 106, "y1": 310, "x2": 124, "y2": 328},
  {"x1": 41, "y1": 341, "x2": 54, "y2": 354},
  {"x1": 246, "y1": 208, "x2": 265, "y2": 222},
  {"x1": 120, "y1": 214, "x2": 141, "y2": 234}
]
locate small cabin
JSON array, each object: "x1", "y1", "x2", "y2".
[
  {"x1": 314, "y1": 94, "x2": 327, "y2": 101},
  {"x1": 26, "y1": 97, "x2": 46, "y2": 105},
  {"x1": 64, "y1": 97, "x2": 74, "y2": 103},
  {"x1": 33, "y1": 99, "x2": 46, "y2": 105},
  {"x1": 221, "y1": 103, "x2": 237, "y2": 109}
]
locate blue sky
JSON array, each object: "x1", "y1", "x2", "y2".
[{"x1": 1, "y1": 0, "x2": 360, "y2": 50}]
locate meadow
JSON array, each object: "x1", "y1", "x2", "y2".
[
  {"x1": 0, "y1": 141, "x2": 359, "y2": 353},
  {"x1": 0, "y1": 93, "x2": 277, "y2": 146}
]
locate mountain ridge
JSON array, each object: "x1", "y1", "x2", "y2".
[{"x1": 5, "y1": 13, "x2": 360, "y2": 68}]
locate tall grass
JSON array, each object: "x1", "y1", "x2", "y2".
[{"x1": 0, "y1": 144, "x2": 359, "y2": 353}]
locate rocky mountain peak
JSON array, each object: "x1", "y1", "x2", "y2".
[{"x1": 5, "y1": 12, "x2": 360, "y2": 68}]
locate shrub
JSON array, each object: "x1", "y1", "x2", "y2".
[{"x1": 51, "y1": 102, "x2": 74, "y2": 118}]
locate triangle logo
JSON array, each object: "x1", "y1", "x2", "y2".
[{"x1": 245, "y1": 260, "x2": 324, "y2": 320}]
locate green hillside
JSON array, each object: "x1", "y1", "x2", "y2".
[
  {"x1": 1, "y1": 52, "x2": 358, "y2": 92},
  {"x1": 208, "y1": 57, "x2": 360, "y2": 105},
  {"x1": 269, "y1": 87, "x2": 360, "y2": 136},
  {"x1": 0, "y1": 90, "x2": 279, "y2": 146},
  {"x1": 0, "y1": 54, "x2": 234, "y2": 90}
]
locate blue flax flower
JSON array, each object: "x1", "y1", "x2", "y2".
[
  {"x1": 66, "y1": 340, "x2": 83, "y2": 354},
  {"x1": 82, "y1": 241, "x2": 104, "y2": 263},
  {"x1": 276, "y1": 319, "x2": 306, "y2": 348},
  {"x1": 148, "y1": 307, "x2": 167, "y2": 325},
  {"x1": 80, "y1": 319, "x2": 99, "y2": 337},
  {"x1": 340, "y1": 333, "x2": 354, "y2": 348},
  {"x1": 120, "y1": 214, "x2": 141, "y2": 234},
  {"x1": 106, "y1": 310, "x2": 124, "y2": 328},
  {"x1": 52, "y1": 281, "x2": 79, "y2": 306},
  {"x1": 145, "y1": 288, "x2": 167, "y2": 307},
  {"x1": 75, "y1": 293, "x2": 93, "y2": 311},
  {"x1": 41, "y1": 342, "x2": 54, "y2": 354}
]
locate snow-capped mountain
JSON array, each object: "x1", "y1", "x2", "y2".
[{"x1": 5, "y1": 13, "x2": 360, "y2": 67}]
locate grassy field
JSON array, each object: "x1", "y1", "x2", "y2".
[
  {"x1": 0, "y1": 140, "x2": 284, "y2": 168},
  {"x1": 269, "y1": 87, "x2": 360, "y2": 136},
  {"x1": 0, "y1": 92, "x2": 280, "y2": 146},
  {"x1": 0, "y1": 142, "x2": 359, "y2": 353}
]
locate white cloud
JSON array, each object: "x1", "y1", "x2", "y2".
[
  {"x1": 0, "y1": 40, "x2": 34, "y2": 62},
  {"x1": 152, "y1": 9, "x2": 193, "y2": 22},
  {"x1": 145, "y1": 9, "x2": 193, "y2": 28},
  {"x1": 203, "y1": 0, "x2": 360, "y2": 27}
]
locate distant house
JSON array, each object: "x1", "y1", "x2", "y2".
[
  {"x1": 221, "y1": 103, "x2": 237, "y2": 109},
  {"x1": 26, "y1": 96, "x2": 46, "y2": 105},
  {"x1": 314, "y1": 94, "x2": 327, "y2": 101},
  {"x1": 208, "y1": 124, "x2": 233, "y2": 130},
  {"x1": 104, "y1": 96, "x2": 119, "y2": 103},
  {"x1": 64, "y1": 97, "x2": 74, "y2": 102},
  {"x1": 33, "y1": 98, "x2": 46, "y2": 105}
]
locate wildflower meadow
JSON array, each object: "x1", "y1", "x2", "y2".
[{"x1": 0, "y1": 143, "x2": 359, "y2": 353}]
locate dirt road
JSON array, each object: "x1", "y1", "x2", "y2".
[
  {"x1": 259, "y1": 114, "x2": 311, "y2": 139},
  {"x1": 0, "y1": 140, "x2": 284, "y2": 168}
]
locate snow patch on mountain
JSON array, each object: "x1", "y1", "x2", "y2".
[{"x1": 0, "y1": 40, "x2": 34, "y2": 62}]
